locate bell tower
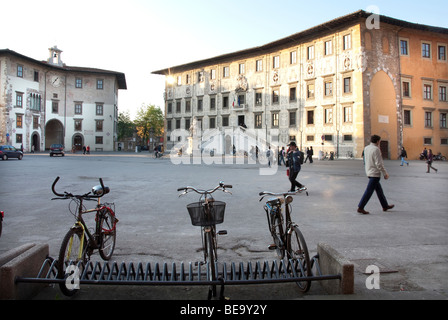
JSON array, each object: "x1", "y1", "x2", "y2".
[{"x1": 48, "y1": 46, "x2": 64, "y2": 67}]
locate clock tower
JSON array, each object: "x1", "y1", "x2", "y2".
[{"x1": 47, "y1": 45, "x2": 64, "y2": 67}]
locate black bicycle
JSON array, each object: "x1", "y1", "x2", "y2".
[
  {"x1": 51, "y1": 176, "x2": 118, "y2": 296},
  {"x1": 259, "y1": 188, "x2": 311, "y2": 292},
  {"x1": 178, "y1": 181, "x2": 232, "y2": 299}
]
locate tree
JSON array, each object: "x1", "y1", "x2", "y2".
[
  {"x1": 117, "y1": 111, "x2": 136, "y2": 141},
  {"x1": 134, "y1": 105, "x2": 164, "y2": 146}
]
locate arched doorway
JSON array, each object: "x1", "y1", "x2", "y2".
[
  {"x1": 45, "y1": 119, "x2": 64, "y2": 150},
  {"x1": 31, "y1": 132, "x2": 40, "y2": 152},
  {"x1": 73, "y1": 134, "x2": 84, "y2": 152}
]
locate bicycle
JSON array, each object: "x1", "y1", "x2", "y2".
[
  {"x1": 178, "y1": 181, "x2": 232, "y2": 299},
  {"x1": 51, "y1": 176, "x2": 118, "y2": 296},
  {"x1": 0, "y1": 210, "x2": 4, "y2": 237},
  {"x1": 259, "y1": 188, "x2": 311, "y2": 292}
]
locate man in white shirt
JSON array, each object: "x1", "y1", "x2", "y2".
[{"x1": 357, "y1": 135, "x2": 394, "y2": 214}]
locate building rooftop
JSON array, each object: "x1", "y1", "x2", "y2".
[
  {"x1": 152, "y1": 9, "x2": 448, "y2": 76},
  {"x1": 0, "y1": 48, "x2": 127, "y2": 90}
]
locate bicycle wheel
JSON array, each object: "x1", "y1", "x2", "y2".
[
  {"x1": 287, "y1": 225, "x2": 311, "y2": 292},
  {"x1": 98, "y1": 208, "x2": 117, "y2": 260},
  {"x1": 57, "y1": 227, "x2": 86, "y2": 296},
  {"x1": 270, "y1": 213, "x2": 285, "y2": 259},
  {"x1": 204, "y1": 229, "x2": 217, "y2": 299}
]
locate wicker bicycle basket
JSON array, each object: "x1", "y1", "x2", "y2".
[{"x1": 187, "y1": 201, "x2": 226, "y2": 226}]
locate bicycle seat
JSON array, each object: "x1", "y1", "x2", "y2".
[{"x1": 92, "y1": 185, "x2": 110, "y2": 196}]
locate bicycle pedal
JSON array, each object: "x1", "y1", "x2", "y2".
[
  {"x1": 217, "y1": 230, "x2": 227, "y2": 235},
  {"x1": 268, "y1": 244, "x2": 277, "y2": 250}
]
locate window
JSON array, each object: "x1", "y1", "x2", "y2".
[
  {"x1": 176, "y1": 119, "x2": 181, "y2": 129},
  {"x1": 273, "y1": 55, "x2": 280, "y2": 69},
  {"x1": 290, "y1": 51, "x2": 297, "y2": 64},
  {"x1": 307, "y1": 83, "x2": 315, "y2": 99},
  {"x1": 255, "y1": 90, "x2": 263, "y2": 105},
  {"x1": 343, "y1": 34, "x2": 351, "y2": 50},
  {"x1": 343, "y1": 77, "x2": 351, "y2": 93},
  {"x1": 198, "y1": 71, "x2": 204, "y2": 83},
  {"x1": 186, "y1": 74, "x2": 191, "y2": 84},
  {"x1": 403, "y1": 110, "x2": 412, "y2": 126},
  {"x1": 324, "y1": 81, "x2": 333, "y2": 96},
  {"x1": 223, "y1": 66, "x2": 230, "y2": 78},
  {"x1": 16, "y1": 92, "x2": 23, "y2": 107},
  {"x1": 237, "y1": 94, "x2": 245, "y2": 106},
  {"x1": 17, "y1": 65, "x2": 23, "y2": 77},
  {"x1": 185, "y1": 118, "x2": 190, "y2": 130},
  {"x1": 256, "y1": 60, "x2": 263, "y2": 72},
  {"x1": 16, "y1": 134, "x2": 23, "y2": 144},
  {"x1": 324, "y1": 108, "x2": 333, "y2": 124},
  {"x1": 167, "y1": 102, "x2": 172, "y2": 114},
  {"x1": 424, "y1": 137, "x2": 432, "y2": 145},
  {"x1": 75, "y1": 103, "x2": 82, "y2": 115},
  {"x1": 438, "y1": 45, "x2": 447, "y2": 61},
  {"x1": 222, "y1": 116, "x2": 229, "y2": 127},
  {"x1": 95, "y1": 136, "x2": 103, "y2": 144},
  {"x1": 96, "y1": 104, "x2": 103, "y2": 116},
  {"x1": 96, "y1": 120, "x2": 103, "y2": 132},
  {"x1": 402, "y1": 81, "x2": 411, "y2": 97},
  {"x1": 75, "y1": 78, "x2": 82, "y2": 88},
  {"x1": 209, "y1": 117, "x2": 216, "y2": 129},
  {"x1": 210, "y1": 96, "x2": 216, "y2": 110},
  {"x1": 272, "y1": 89, "x2": 280, "y2": 104},
  {"x1": 424, "y1": 84, "x2": 432, "y2": 100},
  {"x1": 210, "y1": 69, "x2": 216, "y2": 80},
  {"x1": 222, "y1": 95, "x2": 229, "y2": 109},
  {"x1": 307, "y1": 110, "x2": 314, "y2": 125},
  {"x1": 289, "y1": 111, "x2": 296, "y2": 126},
  {"x1": 167, "y1": 119, "x2": 172, "y2": 131},
  {"x1": 16, "y1": 114, "x2": 23, "y2": 128},
  {"x1": 400, "y1": 39, "x2": 409, "y2": 56},
  {"x1": 238, "y1": 63, "x2": 245, "y2": 74},
  {"x1": 177, "y1": 76, "x2": 182, "y2": 86},
  {"x1": 185, "y1": 100, "x2": 191, "y2": 112},
  {"x1": 97, "y1": 79, "x2": 104, "y2": 90},
  {"x1": 307, "y1": 46, "x2": 314, "y2": 60},
  {"x1": 344, "y1": 106, "x2": 353, "y2": 123},
  {"x1": 289, "y1": 87, "x2": 296, "y2": 101},
  {"x1": 52, "y1": 101, "x2": 58, "y2": 113},
  {"x1": 272, "y1": 113, "x2": 279, "y2": 128},
  {"x1": 440, "y1": 112, "x2": 447, "y2": 129},
  {"x1": 425, "y1": 111, "x2": 433, "y2": 128},
  {"x1": 439, "y1": 86, "x2": 447, "y2": 102},
  {"x1": 176, "y1": 101, "x2": 181, "y2": 113},
  {"x1": 324, "y1": 40, "x2": 333, "y2": 55},
  {"x1": 344, "y1": 135, "x2": 353, "y2": 142},
  {"x1": 197, "y1": 98, "x2": 203, "y2": 112},
  {"x1": 254, "y1": 114, "x2": 262, "y2": 129},
  {"x1": 34, "y1": 71, "x2": 39, "y2": 82},
  {"x1": 422, "y1": 43, "x2": 431, "y2": 58},
  {"x1": 75, "y1": 119, "x2": 82, "y2": 131},
  {"x1": 33, "y1": 116, "x2": 39, "y2": 129}
]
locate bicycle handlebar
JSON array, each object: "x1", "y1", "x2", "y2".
[
  {"x1": 51, "y1": 176, "x2": 106, "y2": 199},
  {"x1": 178, "y1": 182, "x2": 232, "y2": 196},
  {"x1": 258, "y1": 188, "x2": 307, "y2": 201}
]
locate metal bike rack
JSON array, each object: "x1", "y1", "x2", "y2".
[{"x1": 15, "y1": 254, "x2": 341, "y2": 298}]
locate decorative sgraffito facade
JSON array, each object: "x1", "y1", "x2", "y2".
[
  {"x1": 153, "y1": 10, "x2": 448, "y2": 160},
  {"x1": 0, "y1": 47, "x2": 127, "y2": 152}
]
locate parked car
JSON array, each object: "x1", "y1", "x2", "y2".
[
  {"x1": 0, "y1": 145, "x2": 23, "y2": 160},
  {"x1": 50, "y1": 144, "x2": 65, "y2": 157}
]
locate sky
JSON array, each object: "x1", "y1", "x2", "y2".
[{"x1": 2, "y1": 0, "x2": 448, "y2": 120}]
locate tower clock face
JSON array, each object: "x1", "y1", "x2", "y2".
[{"x1": 51, "y1": 75, "x2": 61, "y2": 87}]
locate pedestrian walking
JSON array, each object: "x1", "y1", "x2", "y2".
[
  {"x1": 357, "y1": 135, "x2": 394, "y2": 215},
  {"x1": 278, "y1": 147, "x2": 286, "y2": 166},
  {"x1": 305, "y1": 146, "x2": 314, "y2": 163},
  {"x1": 426, "y1": 149, "x2": 438, "y2": 173},
  {"x1": 400, "y1": 147, "x2": 409, "y2": 166},
  {"x1": 287, "y1": 142, "x2": 305, "y2": 192},
  {"x1": 266, "y1": 146, "x2": 272, "y2": 167}
]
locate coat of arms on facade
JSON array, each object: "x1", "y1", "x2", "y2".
[
  {"x1": 272, "y1": 70, "x2": 279, "y2": 83},
  {"x1": 235, "y1": 75, "x2": 248, "y2": 92},
  {"x1": 306, "y1": 62, "x2": 314, "y2": 77}
]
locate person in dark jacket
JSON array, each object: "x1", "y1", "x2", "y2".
[
  {"x1": 400, "y1": 147, "x2": 409, "y2": 166},
  {"x1": 287, "y1": 142, "x2": 305, "y2": 192}
]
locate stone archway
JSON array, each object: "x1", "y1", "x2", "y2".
[
  {"x1": 73, "y1": 134, "x2": 84, "y2": 152},
  {"x1": 31, "y1": 132, "x2": 40, "y2": 152},
  {"x1": 45, "y1": 119, "x2": 64, "y2": 150}
]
